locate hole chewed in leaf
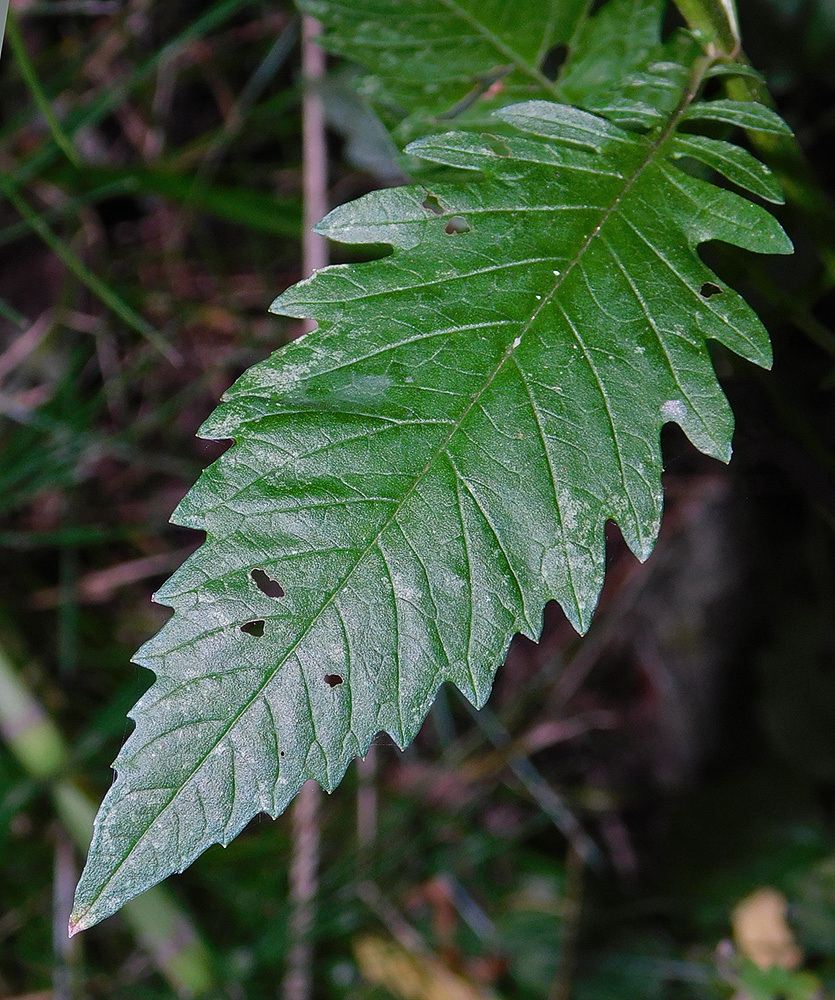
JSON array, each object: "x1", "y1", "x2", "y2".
[
  {"x1": 484, "y1": 133, "x2": 510, "y2": 157},
  {"x1": 240, "y1": 620, "x2": 265, "y2": 637},
  {"x1": 250, "y1": 568, "x2": 285, "y2": 598},
  {"x1": 324, "y1": 673, "x2": 344, "y2": 687},
  {"x1": 700, "y1": 281, "x2": 723, "y2": 298},
  {"x1": 421, "y1": 194, "x2": 445, "y2": 216},
  {"x1": 445, "y1": 216, "x2": 471, "y2": 235},
  {"x1": 541, "y1": 44, "x2": 568, "y2": 80}
]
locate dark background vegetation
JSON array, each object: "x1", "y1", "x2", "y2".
[{"x1": 1, "y1": 1, "x2": 835, "y2": 997}]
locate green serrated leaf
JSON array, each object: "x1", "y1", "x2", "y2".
[
  {"x1": 71, "y1": 39, "x2": 792, "y2": 933},
  {"x1": 300, "y1": 0, "x2": 682, "y2": 149}
]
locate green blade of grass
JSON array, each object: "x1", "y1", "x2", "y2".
[
  {"x1": 0, "y1": 176, "x2": 136, "y2": 250},
  {"x1": 5, "y1": 10, "x2": 80, "y2": 167},
  {"x1": 50, "y1": 165, "x2": 302, "y2": 237},
  {"x1": 0, "y1": 176, "x2": 178, "y2": 361},
  {"x1": 0, "y1": 632, "x2": 216, "y2": 997},
  {"x1": 0, "y1": 296, "x2": 26, "y2": 327},
  {"x1": 4, "y1": 0, "x2": 264, "y2": 187}
]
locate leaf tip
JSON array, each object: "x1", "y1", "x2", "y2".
[
  {"x1": 268, "y1": 290, "x2": 292, "y2": 317},
  {"x1": 560, "y1": 593, "x2": 596, "y2": 638},
  {"x1": 775, "y1": 230, "x2": 795, "y2": 256}
]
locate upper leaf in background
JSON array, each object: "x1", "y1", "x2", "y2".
[
  {"x1": 71, "y1": 6, "x2": 793, "y2": 933},
  {"x1": 304, "y1": 0, "x2": 670, "y2": 148},
  {"x1": 557, "y1": 0, "x2": 666, "y2": 105},
  {"x1": 298, "y1": 0, "x2": 584, "y2": 120}
]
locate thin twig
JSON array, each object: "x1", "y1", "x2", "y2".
[
  {"x1": 5, "y1": 11, "x2": 80, "y2": 167},
  {"x1": 31, "y1": 546, "x2": 196, "y2": 608},
  {"x1": 465, "y1": 701, "x2": 601, "y2": 866},
  {"x1": 548, "y1": 845, "x2": 585, "y2": 1000},
  {"x1": 283, "y1": 780, "x2": 323, "y2": 1000},
  {"x1": 198, "y1": 15, "x2": 299, "y2": 176},
  {"x1": 357, "y1": 882, "x2": 430, "y2": 957},
  {"x1": 298, "y1": 14, "x2": 328, "y2": 332},
  {"x1": 356, "y1": 750, "x2": 378, "y2": 855},
  {"x1": 53, "y1": 830, "x2": 80, "y2": 1000},
  {"x1": 0, "y1": 310, "x2": 54, "y2": 381},
  {"x1": 281, "y1": 17, "x2": 329, "y2": 1000}
]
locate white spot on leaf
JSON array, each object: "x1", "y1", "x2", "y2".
[{"x1": 661, "y1": 399, "x2": 687, "y2": 422}]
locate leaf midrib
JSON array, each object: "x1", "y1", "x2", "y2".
[{"x1": 74, "y1": 53, "x2": 715, "y2": 926}]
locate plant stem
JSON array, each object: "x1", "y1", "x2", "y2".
[
  {"x1": 283, "y1": 780, "x2": 322, "y2": 1000},
  {"x1": 673, "y1": 0, "x2": 739, "y2": 55},
  {"x1": 356, "y1": 750, "x2": 378, "y2": 856}
]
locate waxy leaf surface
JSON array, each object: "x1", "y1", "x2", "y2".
[{"x1": 72, "y1": 35, "x2": 791, "y2": 931}]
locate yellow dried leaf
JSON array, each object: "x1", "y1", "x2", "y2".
[
  {"x1": 732, "y1": 886, "x2": 803, "y2": 971},
  {"x1": 354, "y1": 935, "x2": 498, "y2": 1000}
]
